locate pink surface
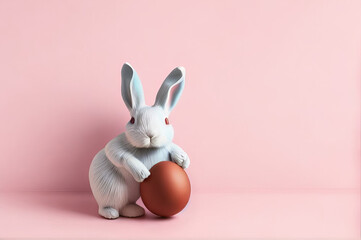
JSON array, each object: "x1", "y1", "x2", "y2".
[{"x1": 0, "y1": 191, "x2": 359, "y2": 239}]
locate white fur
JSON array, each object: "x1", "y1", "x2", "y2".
[{"x1": 89, "y1": 63, "x2": 190, "y2": 219}]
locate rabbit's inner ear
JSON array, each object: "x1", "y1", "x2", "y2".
[
  {"x1": 121, "y1": 63, "x2": 145, "y2": 111},
  {"x1": 129, "y1": 74, "x2": 145, "y2": 108},
  {"x1": 166, "y1": 85, "x2": 181, "y2": 111},
  {"x1": 154, "y1": 67, "x2": 185, "y2": 114}
]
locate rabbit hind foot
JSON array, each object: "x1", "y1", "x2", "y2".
[
  {"x1": 99, "y1": 206, "x2": 120, "y2": 219},
  {"x1": 120, "y1": 203, "x2": 145, "y2": 218}
]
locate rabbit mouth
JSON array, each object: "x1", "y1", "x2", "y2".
[
  {"x1": 146, "y1": 137, "x2": 161, "y2": 148},
  {"x1": 142, "y1": 136, "x2": 166, "y2": 148},
  {"x1": 125, "y1": 130, "x2": 168, "y2": 148},
  {"x1": 130, "y1": 136, "x2": 158, "y2": 148}
]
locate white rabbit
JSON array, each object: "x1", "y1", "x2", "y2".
[{"x1": 89, "y1": 63, "x2": 190, "y2": 219}]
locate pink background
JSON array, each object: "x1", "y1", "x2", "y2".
[
  {"x1": 0, "y1": 1, "x2": 360, "y2": 239},
  {"x1": 0, "y1": 0, "x2": 360, "y2": 193}
]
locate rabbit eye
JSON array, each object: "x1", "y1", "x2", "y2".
[
  {"x1": 130, "y1": 117, "x2": 135, "y2": 124},
  {"x1": 165, "y1": 117, "x2": 169, "y2": 125}
]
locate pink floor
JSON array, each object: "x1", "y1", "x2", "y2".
[{"x1": 0, "y1": 191, "x2": 359, "y2": 239}]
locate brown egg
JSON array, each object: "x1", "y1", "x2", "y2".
[{"x1": 140, "y1": 161, "x2": 191, "y2": 217}]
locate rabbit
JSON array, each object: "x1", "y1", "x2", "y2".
[{"x1": 89, "y1": 63, "x2": 190, "y2": 219}]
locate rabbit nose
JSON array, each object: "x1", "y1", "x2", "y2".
[{"x1": 147, "y1": 133, "x2": 154, "y2": 138}]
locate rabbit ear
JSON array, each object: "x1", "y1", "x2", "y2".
[
  {"x1": 121, "y1": 63, "x2": 145, "y2": 111},
  {"x1": 154, "y1": 67, "x2": 185, "y2": 115}
]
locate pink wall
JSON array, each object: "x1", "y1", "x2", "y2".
[{"x1": 0, "y1": 0, "x2": 360, "y2": 192}]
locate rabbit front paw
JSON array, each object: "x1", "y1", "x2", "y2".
[
  {"x1": 171, "y1": 149, "x2": 190, "y2": 169},
  {"x1": 126, "y1": 159, "x2": 150, "y2": 182},
  {"x1": 134, "y1": 166, "x2": 150, "y2": 182}
]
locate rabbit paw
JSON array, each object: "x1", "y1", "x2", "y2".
[
  {"x1": 134, "y1": 167, "x2": 150, "y2": 182},
  {"x1": 126, "y1": 159, "x2": 150, "y2": 182},
  {"x1": 120, "y1": 204, "x2": 145, "y2": 218},
  {"x1": 171, "y1": 149, "x2": 190, "y2": 169},
  {"x1": 99, "y1": 207, "x2": 119, "y2": 219}
]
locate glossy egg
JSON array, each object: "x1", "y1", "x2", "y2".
[{"x1": 140, "y1": 161, "x2": 191, "y2": 217}]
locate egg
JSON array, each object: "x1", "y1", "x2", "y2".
[{"x1": 140, "y1": 161, "x2": 191, "y2": 217}]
